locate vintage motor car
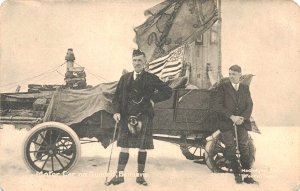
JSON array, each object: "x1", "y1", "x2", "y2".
[{"x1": 0, "y1": 79, "x2": 259, "y2": 174}]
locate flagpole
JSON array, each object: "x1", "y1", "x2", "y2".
[
  {"x1": 217, "y1": 0, "x2": 222, "y2": 81},
  {"x1": 182, "y1": 44, "x2": 190, "y2": 85}
]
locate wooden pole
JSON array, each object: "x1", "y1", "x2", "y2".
[{"x1": 217, "y1": 0, "x2": 222, "y2": 81}]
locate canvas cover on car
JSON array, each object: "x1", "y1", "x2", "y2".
[{"x1": 43, "y1": 81, "x2": 117, "y2": 126}]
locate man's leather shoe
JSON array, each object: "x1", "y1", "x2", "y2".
[
  {"x1": 234, "y1": 174, "x2": 243, "y2": 184},
  {"x1": 106, "y1": 173, "x2": 124, "y2": 186},
  {"x1": 244, "y1": 175, "x2": 258, "y2": 184},
  {"x1": 136, "y1": 173, "x2": 148, "y2": 186}
]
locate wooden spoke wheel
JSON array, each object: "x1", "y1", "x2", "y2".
[
  {"x1": 23, "y1": 122, "x2": 81, "y2": 174},
  {"x1": 180, "y1": 134, "x2": 206, "y2": 161},
  {"x1": 205, "y1": 131, "x2": 256, "y2": 173},
  {"x1": 180, "y1": 145, "x2": 205, "y2": 161}
]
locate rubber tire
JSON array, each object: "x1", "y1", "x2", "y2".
[
  {"x1": 205, "y1": 131, "x2": 255, "y2": 173},
  {"x1": 23, "y1": 121, "x2": 81, "y2": 174}
]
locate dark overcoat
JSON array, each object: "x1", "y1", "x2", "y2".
[
  {"x1": 112, "y1": 71, "x2": 172, "y2": 149},
  {"x1": 214, "y1": 81, "x2": 253, "y2": 132}
]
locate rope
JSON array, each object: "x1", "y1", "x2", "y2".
[
  {"x1": 0, "y1": 63, "x2": 65, "y2": 88},
  {"x1": 74, "y1": 62, "x2": 108, "y2": 82},
  {"x1": 55, "y1": 70, "x2": 65, "y2": 77},
  {"x1": 1, "y1": 61, "x2": 110, "y2": 91}
]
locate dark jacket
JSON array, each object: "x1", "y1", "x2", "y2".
[
  {"x1": 113, "y1": 71, "x2": 172, "y2": 117},
  {"x1": 214, "y1": 81, "x2": 253, "y2": 132}
]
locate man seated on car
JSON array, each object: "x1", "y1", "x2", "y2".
[{"x1": 215, "y1": 65, "x2": 257, "y2": 184}]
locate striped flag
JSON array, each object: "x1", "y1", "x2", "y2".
[{"x1": 148, "y1": 46, "x2": 184, "y2": 80}]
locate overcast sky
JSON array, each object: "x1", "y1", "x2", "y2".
[{"x1": 0, "y1": 0, "x2": 300, "y2": 126}]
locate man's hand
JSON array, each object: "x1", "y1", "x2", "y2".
[
  {"x1": 230, "y1": 115, "x2": 244, "y2": 125},
  {"x1": 113, "y1": 113, "x2": 121, "y2": 123},
  {"x1": 235, "y1": 117, "x2": 244, "y2": 125},
  {"x1": 150, "y1": 99, "x2": 154, "y2": 107}
]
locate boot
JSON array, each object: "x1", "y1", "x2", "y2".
[
  {"x1": 136, "y1": 173, "x2": 148, "y2": 186},
  {"x1": 136, "y1": 151, "x2": 148, "y2": 186},
  {"x1": 234, "y1": 173, "x2": 243, "y2": 184},
  {"x1": 243, "y1": 172, "x2": 258, "y2": 184},
  {"x1": 106, "y1": 152, "x2": 129, "y2": 186},
  {"x1": 106, "y1": 172, "x2": 124, "y2": 185}
]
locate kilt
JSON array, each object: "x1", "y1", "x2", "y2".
[{"x1": 117, "y1": 113, "x2": 154, "y2": 150}]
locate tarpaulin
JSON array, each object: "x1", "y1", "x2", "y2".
[
  {"x1": 43, "y1": 81, "x2": 117, "y2": 126},
  {"x1": 134, "y1": 0, "x2": 218, "y2": 62}
]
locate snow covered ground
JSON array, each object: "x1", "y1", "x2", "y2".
[{"x1": 0, "y1": 125, "x2": 299, "y2": 191}]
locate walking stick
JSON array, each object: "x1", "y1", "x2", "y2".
[
  {"x1": 104, "y1": 121, "x2": 118, "y2": 185},
  {"x1": 233, "y1": 123, "x2": 242, "y2": 172}
]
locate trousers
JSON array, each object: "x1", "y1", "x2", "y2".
[{"x1": 222, "y1": 127, "x2": 252, "y2": 173}]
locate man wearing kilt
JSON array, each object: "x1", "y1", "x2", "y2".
[{"x1": 107, "y1": 49, "x2": 172, "y2": 186}]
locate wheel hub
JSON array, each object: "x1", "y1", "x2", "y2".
[
  {"x1": 49, "y1": 150, "x2": 54, "y2": 155},
  {"x1": 46, "y1": 145, "x2": 57, "y2": 156}
]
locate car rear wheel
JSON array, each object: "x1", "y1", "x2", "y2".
[{"x1": 205, "y1": 130, "x2": 255, "y2": 173}]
